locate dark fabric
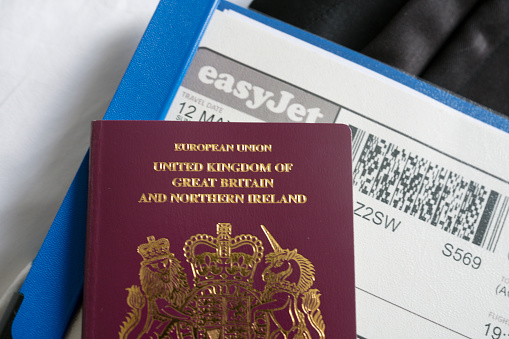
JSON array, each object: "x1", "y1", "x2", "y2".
[
  {"x1": 362, "y1": 0, "x2": 479, "y2": 75},
  {"x1": 422, "y1": 0, "x2": 509, "y2": 116},
  {"x1": 249, "y1": 0, "x2": 409, "y2": 50},
  {"x1": 249, "y1": 0, "x2": 509, "y2": 118}
]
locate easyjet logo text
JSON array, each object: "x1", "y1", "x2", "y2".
[{"x1": 198, "y1": 66, "x2": 324, "y2": 123}]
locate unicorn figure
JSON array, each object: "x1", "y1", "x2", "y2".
[{"x1": 251, "y1": 226, "x2": 325, "y2": 339}]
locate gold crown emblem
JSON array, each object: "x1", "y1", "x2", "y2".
[
  {"x1": 137, "y1": 236, "x2": 170, "y2": 263},
  {"x1": 183, "y1": 223, "x2": 264, "y2": 285},
  {"x1": 121, "y1": 223, "x2": 326, "y2": 339}
]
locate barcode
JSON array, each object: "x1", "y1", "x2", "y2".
[{"x1": 351, "y1": 126, "x2": 507, "y2": 252}]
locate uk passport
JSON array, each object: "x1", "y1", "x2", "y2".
[{"x1": 84, "y1": 121, "x2": 356, "y2": 338}]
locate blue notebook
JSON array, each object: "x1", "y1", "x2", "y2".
[{"x1": 8, "y1": 0, "x2": 509, "y2": 337}]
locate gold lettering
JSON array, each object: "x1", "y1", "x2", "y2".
[
  {"x1": 247, "y1": 194, "x2": 306, "y2": 204},
  {"x1": 206, "y1": 163, "x2": 271, "y2": 173},
  {"x1": 172, "y1": 143, "x2": 235, "y2": 152},
  {"x1": 278, "y1": 194, "x2": 289, "y2": 203},
  {"x1": 288, "y1": 194, "x2": 298, "y2": 203},
  {"x1": 169, "y1": 193, "x2": 244, "y2": 203},
  {"x1": 236, "y1": 144, "x2": 272, "y2": 152},
  {"x1": 220, "y1": 144, "x2": 234, "y2": 152},
  {"x1": 172, "y1": 177, "x2": 217, "y2": 188},
  {"x1": 262, "y1": 194, "x2": 274, "y2": 203},
  {"x1": 275, "y1": 163, "x2": 293, "y2": 172},
  {"x1": 172, "y1": 178, "x2": 182, "y2": 187},
  {"x1": 219, "y1": 178, "x2": 274, "y2": 188},
  {"x1": 248, "y1": 194, "x2": 263, "y2": 203},
  {"x1": 227, "y1": 178, "x2": 239, "y2": 188},
  {"x1": 153, "y1": 162, "x2": 203, "y2": 172},
  {"x1": 205, "y1": 178, "x2": 217, "y2": 187},
  {"x1": 138, "y1": 193, "x2": 167, "y2": 203},
  {"x1": 220, "y1": 178, "x2": 230, "y2": 187}
]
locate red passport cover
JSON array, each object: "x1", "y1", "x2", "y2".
[{"x1": 84, "y1": 121, "x2": 355, "y2": 338}]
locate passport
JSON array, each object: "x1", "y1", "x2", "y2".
[{"x1": 83, "y1": 120, "x2": 355, "y2": 338}]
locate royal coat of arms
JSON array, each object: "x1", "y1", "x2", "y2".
[{"x1": 119, "y1": 223, "x2": 325, "y2": 339}]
